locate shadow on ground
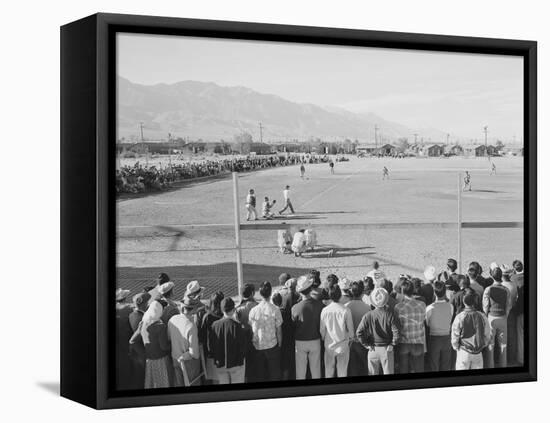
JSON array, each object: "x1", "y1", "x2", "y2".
[
  {"x1": 117, "y1": 262, "x2": 320, "y2": 298},
  {"x1": 36, "y1": 381, "x2": 60, "y2": 396}
]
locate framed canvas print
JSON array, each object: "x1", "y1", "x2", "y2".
[{"x1": 60, "y1": 13, "x2": 537, "y2": 409}]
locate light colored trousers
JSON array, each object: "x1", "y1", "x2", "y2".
[
  {"x1": 368, "y1": 346, "x2": 394, "y2": 375},
  {"x1": 455, "y1": 349, "x2": 483, "y2": 370},
  {"x1": 295, "y1": 339, "x2": 321, "y2": 379},
  {"x1": 216, "y1": 364, "x2": 245, "y2": 384},
  {"x1": 245, "y1": 204, "x2": 257, "y2": 220},
  {"x1": 324, "y1": 347, "x2": 349, "y2": 378}
]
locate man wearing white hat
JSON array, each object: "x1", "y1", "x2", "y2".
[
  {"x1": 167, "y1": 296, "x2": 203, "y2": 386},
  {"x1": 356, "y1": 288, "x2": 400, "y2": 375},
  {"x1": 291, "y1": 275, "x2": 325, "y2": 379}
]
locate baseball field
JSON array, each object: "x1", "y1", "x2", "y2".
[{"x1": 116, "y1": 155, "x2": 524, "y2": 299}]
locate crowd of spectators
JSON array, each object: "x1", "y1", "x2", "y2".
[
  {"x1": 115, "y1": 257, "x2": 525, "y2": 389},
  {"x1": 115, "y1": 154, "x2": 326, "y2": 194}
]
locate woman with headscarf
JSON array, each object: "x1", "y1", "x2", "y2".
[{"x1": 132, "y1": 300, "x2": 171, "y2": 389}]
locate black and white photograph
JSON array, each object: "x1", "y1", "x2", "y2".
[{"x1": 114, "y1": 31, "x2": 528, "y2": 392}]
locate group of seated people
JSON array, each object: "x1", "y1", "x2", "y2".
[
  {"x1": 115, "y1": 258, "x2": 525, "y2": 390},
  {"x1": 115, "y1": 154, "x2": 307, "y2": 194}
]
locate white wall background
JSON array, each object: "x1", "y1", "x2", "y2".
[{"x1": 2, "y1": 0, "x2": 546, "y2": 420}]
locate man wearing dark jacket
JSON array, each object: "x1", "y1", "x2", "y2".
[
  {"x1": 209, "y1": 297, "x2": 248, "y2": 384},
  {"x1": 356, "y1": 288, "x2": 401, "y2": 375}
]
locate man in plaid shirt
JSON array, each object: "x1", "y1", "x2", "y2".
[{"x1": 395, "y1": 280, "x2": 426, "y2": 373}]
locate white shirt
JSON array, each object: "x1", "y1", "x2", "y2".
[
  {"x1": 167, "y1": 314, "x2": 199, "y2": 361},
  {"x1": 283, "y1": 189, "x2": 290, "y2": 201},
  {"x1": 320, "y1": 301, "x2": 354, "y2": 354}
]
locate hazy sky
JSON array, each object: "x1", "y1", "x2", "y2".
[{"x1": 118, "y1": 33, "x2": 523, "y2": 140}]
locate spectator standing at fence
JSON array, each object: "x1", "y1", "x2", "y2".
[
  {"x1": 128, "y1": 292, "x2": 151, "y2": 389},
  {"x1": 115, "y1": 288, "x2": 133, "y2": 390},
  {"x1": 425, "y1": 281, "x2": 453, "y2": 371},
  {"x1": 451, "y1": 291, "x2": 492, "y2": 370},
  {"x1": 139, "y1": 301, "x2": 171, "y2": 389},
  {"x1": 356, "y1": 288, "x2": 400, "y2": 375},
  {"x1": 245, "y1": 189, "x2": 258, "y2": 221},
  {"x1": 200, "y1": 291, "x2": 224, "y2": 384},
  {"x1": 279, "y1": 185, "x2": 295, "y2": 215},
  {"x1": 395, "y1": 280, "x2": 426, "y2": 374},
  {"x1": 320, "y1": 285, "x2": 354, "y2": 377},
  {"x1": 280, "y1": 276, "x2": 299, "y2": 380},
  {"x1": 167, "y1": 297, "x2": 202, "y2": 387},
  {"x1": 146, "y1": 272, "x2": 171, "y2": 306},
  {"x1": 292, "y1": 275, "x2": 324, "y2": 379},
  {"x1": 501, "y1": 265, "x2": 519, "y2": 365},
  {"x1": 467, "y1": 266, "x2": 485, "y2": 298},
  {"x1": 338, "y1": 278, "x2": 352, "y2": 305},
  {"x1": 420, "y1": 266, "x2": 436, "y2": 306},
  {"x1": 483, "y1": 266, "x2": 512, "y2": 368},
  {"x1": 511, "y1": 260, "x2": 525, "y2": 365},
  {"x1": 444, "y1": 258, "x2": 462, "y2": 295},
  {"x1": 451, "y1": 280, "x2": 481, "y2": 322},
  {"x1": 158, "y1": 282, "x2": 180, "y2": 324},
  {"x1": 249, "y1": 282, "x2": 283, "y2": 381},
  {"x1": 346, "y1": 281, "x2": 372, "y2": 376},
  {"x1": 236, "y1": 283, "x2": 259, "y2": 382},
  {"x1": 209, "y1": 298, "x2": 247, "y2": 384}
]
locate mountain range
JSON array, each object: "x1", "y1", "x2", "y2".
[{"x1": 117, "y1": 76, "x2": 448, "y2": 144}]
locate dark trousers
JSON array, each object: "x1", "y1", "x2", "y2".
[
  {"x1": 255, "y1": 345, "x2": 281, "y2": 382},
  {"x1": 279, "y1": 199, "x2": 295, "y2": 214},
  {"x1": 245, "y1": 347, "x2": 258, "y2": 383},
  {"x1": 398, "y1": 343, "x2": 424, "y2": 374},
  {"x1": 347, "y1": 340, "x2": 369, "y2": 377},
  {"x1": 507, "y1": 310, "x2": 518, "y2": 365},
  {"x1": 427, "y1": 335, "x2": 452, "y2": 372}
]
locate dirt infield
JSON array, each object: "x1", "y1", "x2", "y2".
[{"x1": 117, "y1": 155, "x2": 524, "y2": 297}]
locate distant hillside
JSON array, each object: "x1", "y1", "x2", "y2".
[{"x1": 117, "y1": 76, "x2": 447, "y2": 143}]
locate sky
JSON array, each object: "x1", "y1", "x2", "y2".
[{"x1": 117, "y1": 33, "x2": 523, "y2": 141}]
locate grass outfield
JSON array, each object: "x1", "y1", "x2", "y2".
[{"x1": 117, "y1": 155, "x2": 524, "y2": 297}]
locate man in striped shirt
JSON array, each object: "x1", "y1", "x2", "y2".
[{"x1": 395, "y1": 280, "x2": 426, "y2": 374}]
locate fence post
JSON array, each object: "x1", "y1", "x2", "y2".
[
  {"x1": 232, "y1": 172, "x2": 244, "y2": 296},
  {"x1": 457, "y1": 172, "x2": 462, "y2": 273}
]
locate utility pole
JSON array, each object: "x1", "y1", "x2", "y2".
[
  {"x1": 139, "y1": 122, "x2": 145, "y2": 142},
  {"x1": 447, "y1": 133, "x2": 450, "y2": 145},
  {"x1": 413, "y1": 133, "x2": 418, "y2": 144},
  {"x1": 374, "y1": 125, "x2": 379, "y2": 149},
  {"x1": 259, "y1": 122, "x2": 264, "y2": 144},
  {"x1": 483, "y1": 125, "x2": 488, "y2": 155}
]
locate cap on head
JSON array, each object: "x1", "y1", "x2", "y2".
[
  {"x1": 370, "y1": 288, "x2": 389, "y2": 308},
  {"x1": 296, "y1": 275, "x2": 314, "y2": 293},
  {"x1": 424, "y1": 266, "x2": 436, "y2": 282},
  {"x1": 158, "y1": 281, "x2": 175, "y2": 296}
]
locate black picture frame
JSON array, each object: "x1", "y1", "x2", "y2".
[{"x1": 60, "y1": 12, "x2": 537, "y2": 409}]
